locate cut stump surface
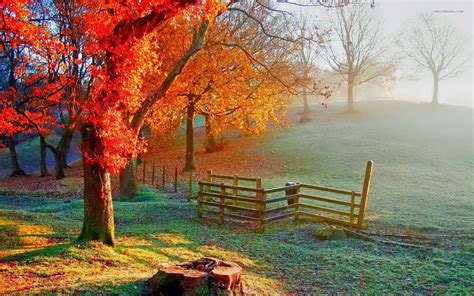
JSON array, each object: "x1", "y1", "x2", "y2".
[{"x1": 147, "y1": 257, "x2": 243, "y2": 295}]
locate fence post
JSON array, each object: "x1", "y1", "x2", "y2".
[
  {"x1": 197, "y1": 183, "x2": 203, "y2": 218},
  {"x1": 219, "y1": 184, "x2": 225, "y2": 224},
  {"x1": 349, "y1": 191, "x2": 356, "y2": 227},
  {"x1": 232, "y1": 175, "x2": 238, "y2": 205},
  {"x1": 205, "y1": 169, "x2": 212, "y2": 199},
  {"x1": 142, "y1": 161, "x2": 146, "y2": 183},
  {"x1": 357, "y1": 160, "x2": 374, "y2": 228},
  {"x1": 256, "y1": 178, "x2": 262, "y2": 192},
  {"x1": 174, "y1": 167, "x2": 178, "y2": 192},
  {"x1": 162, "y1": 165, "x2": 166, "y2": 188},
  {"x1": 151, "y1": 163, "x2": 155, "y2": 186},
  {"x1": 294, "y1": 185, "x2": 301, "y2": 221},
  {"x1": 259, "y1": 189, "x2": 266, "y2": 232},
  {"x1": 256, "y1": 178, "x2": 262, "y2": 210},
  {"x1": 188, "y1": 170, "x2": 193, "y2": 200}
]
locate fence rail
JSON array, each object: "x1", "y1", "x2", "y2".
[{"x1": 197, "y1": 161, "x2": 374, "y2": 230}]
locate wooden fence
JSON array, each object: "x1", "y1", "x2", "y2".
[
  {"x1": 135, "y1": 161, "x2": 194, "y2": 197},
  {"x1": 197, "y1": 161, "x2": 373, "y2": 229}
]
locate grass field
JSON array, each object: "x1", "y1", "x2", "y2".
[
  {"x1": 1, "y1": 101, "x2": 473, "y2": 294},
  {"x1": 1, "y1": 188, "x2": 473, "y2": 294},
  {"x1": 263, "y1": 101, "x2": 474, "y2": 233}
]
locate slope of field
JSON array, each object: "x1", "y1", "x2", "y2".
[
  {"x1": 150, "y1": 101, "x2": 474, "y2": 234},
  {"x1": 1, "y1": 101, "x2": 472, "y2": 232},
  {"x1": 1, "y1": 101, "x2": 473, "y2": 294},
  {"x1": 263, "y1": 101, "x2": 474, "y2": 234}
]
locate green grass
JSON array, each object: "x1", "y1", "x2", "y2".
[
  {"x1": 1, "y1": 101, "x2": 473, "y2": 294},
  {"x1": 263, "y1": 101, "x2": 474, "y2": 234},
  {"x1": 1, "y1": 187, "x2": 473, "y2": 294}
]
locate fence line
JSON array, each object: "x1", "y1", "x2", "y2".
[
  {"x1": 135, "y1": 161, "x2": 194, "y2": 198},
  {"x1": 197, "y1": 161, "x2": 374, "y2": 230}
]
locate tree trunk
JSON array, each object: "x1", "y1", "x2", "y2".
[
  {"x1": 347, "y1": 81, "x2": 355, "y2": 113},
  {"x1": 7, "y1": 135, "x2": 26, "y2": 177},
  {"x1": 78, "y1": 124, "x2": 115, "y2": 246},
  {"x1": 62, "y1": 129, "x2": 73, "y2": 168},
  {"x1": 432, "y1": 74, "x2": 439, "y2": 104},
  {"x1": 39, "y1": 135, "x2": 49, "y2": 177},
  {"x1": 204, "y1": 113, "x2": 217, "y2": 152},
  {"x1": 119, "y1": 158, "x2": 140, "y2": 198},
  {"x1": 184, "y1": 103, "x2": 195, "y2": 171},
  {"x1": 54, "y1": 149, "x2": 66, "y2": 179},
  {"x1": 53, "y1": 128, "x2": 74, "y2": 179},
  {"x1": 301, "y1": 92, "x2": 311, "y2": 122}
]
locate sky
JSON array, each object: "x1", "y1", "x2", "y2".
[{"x1": 279, "y1": 0, "x2": 473, "y2": 107}]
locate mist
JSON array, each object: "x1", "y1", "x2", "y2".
[
  {"x1": 376, "y1": 0, "x2": 473, "y2": 107},
  {"x1": 284, "y1": 0, "x2": 473, "y2": 107}
]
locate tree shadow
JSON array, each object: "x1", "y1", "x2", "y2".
[
  {"x1": 72, "y1": 279, "x2": 150, "y2": 295},
  {"x1": 3, "y1": 242, "x2": 76, "y2": 262}
]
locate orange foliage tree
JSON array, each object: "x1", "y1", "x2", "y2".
[
  {"x1": 1, "y1": 1, "x2": 93, "y2": 179},
  {"x1": 77, "y1": 1, "x2": 226, "y2": 245},
  {"x1": 2, "y1": 0, "x2": 224, "y2": 245},
  {"x1": 1, "y1": 0, "x2": 343, "y2": 246},
  {"x1": 162, "y1": 37, "x2": 295, "y2": 171},
  {"x1": 145, "y1": 1, "x2": 331, "y2": 172}
]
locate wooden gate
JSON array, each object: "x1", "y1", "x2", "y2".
[{"x1": 197, "y1": 161, "x2": 374, "y2": 229}]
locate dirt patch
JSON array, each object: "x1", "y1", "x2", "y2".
[{"x1": 0, "y1": 162, "x2": 83, "y2": 198}]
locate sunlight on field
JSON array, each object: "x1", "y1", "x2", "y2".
[
  {"x1": 1, "y1": 0, "x2": 472, "y2": 292},
  {"x1": 197, "y1": 245, "x2": 262, "y2": 269},
  {"x1": 265, "y1": 102, "x2": 474, "y2": 233},
  {"x1": 0, "y1": 201, "x2": 284, "y2": 294},
  {"x1": 153, "y1": 233, "x2": 192, "y2": 245}
]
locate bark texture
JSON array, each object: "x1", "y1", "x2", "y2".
[
  {"x1": 78, "y1": 124, "x2": 115, "y2": 246},
  {"x1": 301, "y1": 92, "x2": 311, "y2": 122},
  {"x1": 119, "y1": 158, "x2": 139, "y2": 198},
  {"x1": 184, "y1": 102, "x2": 195, "y2": 171},
  {"x1": 39, "y1": 135, "x2": 49, "y2": 177},
  {"x1": 8, "y1": 136, "x2": 26, "y2": 177},
  {"x1": 147, "y1": 257, "x2": 243, "y2": 295},
  {"x1": 347, "y1": 79, "x2": 355, "y2": 113},
  {"x1": 204, "y1": 113, "x2": 217, "y2": 152}
]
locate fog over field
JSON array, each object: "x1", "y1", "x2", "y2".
[
  {"x1": 283, "y1": 0, "x2": 473, "y2": 107},
  {"x1": 378, "y1": 0, "x2": 472, "y2": 107}
]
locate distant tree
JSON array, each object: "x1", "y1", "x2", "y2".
[
  {"x1": 294, "y1": 12, "x2": 331, "y2": 122},
  {"x1": 322, "y1": 1, "x2": 395, "y2": 112},
  {"x1": 0, "y1": 41, "x2": 28, "y2": 177},
  {"x1": 398, "y1": 13, "x2": 468, "y2": 104}
]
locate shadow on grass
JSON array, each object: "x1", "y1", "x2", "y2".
[
  {"x1": 3, "y1": 242, "x2": 76, "y2": 261},
  {"x1": 73, "y1": 279, "x2": 150, "y2": 295}
]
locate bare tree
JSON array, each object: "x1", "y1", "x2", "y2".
[
  {"x1": 399, "y1": 13, "x2": 467, "y2": 104},
  {"x1": 323, "y1": 1, "x2": 395, "y2": 112},
  {"x1": 294, "y1": 11, "x2": 330, "y2": 122}
]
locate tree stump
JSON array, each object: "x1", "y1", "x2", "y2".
[{"x1": 147, "y1": 257, "x2": 243, "y2": 295}]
